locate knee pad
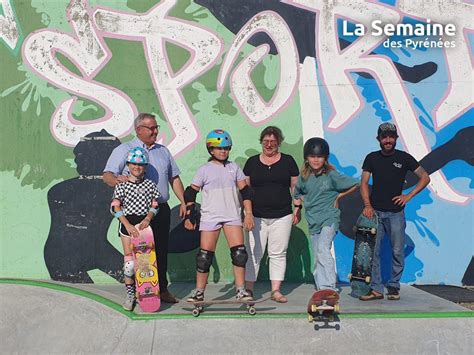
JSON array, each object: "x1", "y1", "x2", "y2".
[
  {"x1": 196, "y1": 249, "x2": 214, "y2": 273},
  {"x1": 123, "y1": 255, "x2": 135, "y2": 277},
  {"x1": 230, "y1": 245, "x2": 248, "y2": 267}
]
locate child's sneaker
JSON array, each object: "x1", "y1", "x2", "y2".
[
  {"x1": 187, "y1": 289, "x2": 204, "y2": 302},
  {"x1": 236, "y1": 288, "x2": 253, "y2": 302},
  {"x1": 122, "y1": 294, "x2": 136, "y2": 311},
  {"x1": 387, "y1": 287, "x2": 400, "y2": 300}
]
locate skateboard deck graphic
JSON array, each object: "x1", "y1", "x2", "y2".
[
  {"x1": 307, "y1": 289, "x2": 340, "y2": 330},
  {"x1": 186, "y1": 297, "x2": 271, "y2": 317},
  {"x1": 132, "y1": 225, "x2": 160, "y2": 312},
  {"x1": 349, "y1": 214, "x2": 379, "y2": 297}
]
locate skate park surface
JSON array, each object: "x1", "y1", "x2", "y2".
[{"x1": 1, "y1": 279, "x2": 473, "y2": 354}]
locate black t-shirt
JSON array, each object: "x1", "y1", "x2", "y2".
[
  {"x1": 362, "y1": 149, "x2": 419, "y2": 212},
  {"x1": 243, "y1": 153, "x2": 299, "y2": 218}
]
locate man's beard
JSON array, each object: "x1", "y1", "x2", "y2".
[{"x1": 380, "y1": 140, "x2": 396, "y2": 154}]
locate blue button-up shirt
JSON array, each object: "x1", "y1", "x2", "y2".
[{"x1": 104, "y1": 138, "x2": 181, "y2": 203}]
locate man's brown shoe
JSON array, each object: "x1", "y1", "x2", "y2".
[
  {"x1": 359, "y1": 289, "x2": 384, "y2": 301},
  {"x1": 161, "y1": 290, "x2": 179, "y2": 303}
]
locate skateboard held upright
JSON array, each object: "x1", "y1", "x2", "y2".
[
  {"x1": 132, "y1": 224, "x2": 160, "y2": 312},
  {"x1": 307, "y1": 289, "x2": 340, "y2": 330},
  {"x1": 349, "y1": 213, "x2": 379, "y2": 297}
]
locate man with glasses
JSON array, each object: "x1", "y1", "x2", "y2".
[{"x1": 103, "y1": 113, "x2": 186, "y2": 304}]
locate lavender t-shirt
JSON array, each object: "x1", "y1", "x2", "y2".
[{"x1": 192, "y1": 161, "x2": 246, "y2": 223}]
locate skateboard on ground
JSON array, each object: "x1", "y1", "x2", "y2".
[
  {"x1": 348, "y1": 213, "x2": 379, "y2": 297},
  {"x1": 131, "y1": 224, "x2": 160, "y2": 312},
  {"x1": 307, "y1": 289, "x2": 340, "y2": 330},
  {"x1": 186, "y1": 296, "x2": 271, "y2": 317}
]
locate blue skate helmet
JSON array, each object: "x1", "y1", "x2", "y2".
[
  {"x1": 206, "y1": 129, "x2": 232, "y2": 149},
  {"x1": 126, "y1": 147, "x2": 149, "y2": 165}
]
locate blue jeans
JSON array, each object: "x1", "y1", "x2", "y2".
[
  {"x1": 311, "y1": 224, "x2": 337, "y2": 291},
  {"x1": 370, "y1": 210, "x2": 406, "y2": 294}
]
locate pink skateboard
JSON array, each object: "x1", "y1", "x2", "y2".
[{"x1": 131, "y1": 224, "x2": 160, "y2": 312}]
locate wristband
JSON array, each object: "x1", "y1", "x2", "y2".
[
  {"x1": 149, "y1": 207, "x2": 159, "y2": 215},
  {"x1": 114, "y1": 210, "x2": 124, "y2": 218},
  {"x1": 294, "y1": 204, "x2": 302, "y2": 209}
]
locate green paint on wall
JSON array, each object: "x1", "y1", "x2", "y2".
[{"x1": 0, "y1": 171, "x2": 56, "y2": 279}]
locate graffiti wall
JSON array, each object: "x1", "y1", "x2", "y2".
[{"x1": 1, "y1": 0, "x2": 472, "y2": 285}]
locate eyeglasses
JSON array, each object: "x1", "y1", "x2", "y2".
[
  {"x1": 138, "y1": 125, "x2": 160, "y2": 131},
  {"x1": 262, "y1": 140, "x2": 278, "y2": 146}
]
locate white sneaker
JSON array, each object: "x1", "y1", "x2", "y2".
[
  {"x1": 122, "y1": 295, "x2": 136, "y2": 311},
  {"x1": 236, "y1": 288, "x2": 253, "y2": 301}
]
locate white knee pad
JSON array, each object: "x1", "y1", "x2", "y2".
[{"x1": 123, "y1": 260, "x2": 135, "y2": 277}]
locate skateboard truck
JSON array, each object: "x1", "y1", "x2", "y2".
[{"x1": 307, "y1": 290, "x2": 341, "y2": 330}]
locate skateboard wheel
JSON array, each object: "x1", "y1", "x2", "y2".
[
  {"x1": 370, "y1": 228, "x2": 376, "y2": 235},
  {"x1": 192, "y1": 309, "x2": 200, "y2": 317},
  {"x1": 335, "y1": 324, "x2": 340, "y2": 331},
  {"x1": 348, "y1": 273, "x2": 352, "y2": 280},
  {"x1": 365, "y1": 276, "x2": 371, "y2": 283},
  {"x1": 248, "y1": 307, "x2": 256, "y2": 316}
]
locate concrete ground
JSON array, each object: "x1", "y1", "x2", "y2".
[{"x1": 1, "y1": 280, "x2": 473, "y2": 354}]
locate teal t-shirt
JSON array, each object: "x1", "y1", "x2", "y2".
[{"x1": 295, "y1": 170, "x2": 358, "y2": 234}]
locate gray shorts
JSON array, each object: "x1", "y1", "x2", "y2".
[{"x1": 199, "y1": 219, "x2": 242, "y2": 232}]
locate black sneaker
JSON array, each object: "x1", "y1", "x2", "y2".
[
  {"x1": 187, "y1": 289, "x2": 204, "y2": 302},
  {"x1": 386, "y1": 287, "x2": 400, "y2": 300}
]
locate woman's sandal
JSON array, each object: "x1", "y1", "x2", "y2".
[{"x1": 271, "y1": 290, "x2": 288, "y2": 303}]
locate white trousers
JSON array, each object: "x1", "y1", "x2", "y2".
[{"x1": 245, "y1": 214, "x2": 293, "y2": 281}]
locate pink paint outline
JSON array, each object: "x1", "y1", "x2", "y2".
[
  {"x1": 220, "y1": 10, "x2": 300, "y2": 127},
  {"x1": 399, "y1": 11, "x2": 474, "y2": 131},
  {"x1": 21, "y1": 0, "x2": 137, "y2": 146},
  {"x1": 285, "y1": 0, "x2": 471, "y2": 204},
  {"x1": 93, "y1": 1, "x2": 225, "y2": 158}
]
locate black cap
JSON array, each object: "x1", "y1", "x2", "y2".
[{"x1": 377, "y1": 122, "x2": 398, "y2": 138}]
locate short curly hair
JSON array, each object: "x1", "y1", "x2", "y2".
[{"x1": 259, "y1": 126, "x2": 284, "y2": 145}]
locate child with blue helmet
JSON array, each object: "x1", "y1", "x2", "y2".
[
  {"x1": 183, "y1": 129, "x2": 255, "y2": 302},
  {"x1": 110, "y1": 146, "x2": 161, "y2": 311}
]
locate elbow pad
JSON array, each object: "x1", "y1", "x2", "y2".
[
  {"x1": 239, "y1": 185, "x2": 254, "y2": 201},
  {"x1": 110, "y1": 199, "x2": 121, "y2": 216},
  {"x1": 184, "y1": 186, "x2": 198, "y2": 203}
]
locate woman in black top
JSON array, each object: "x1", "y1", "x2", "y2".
[{"x1": 243, "y1": 126, "x2": 300, "y2": 303}]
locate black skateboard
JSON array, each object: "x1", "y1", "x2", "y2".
[
  {"x1": 186, "y1": 297, "x2": 271, "y2": 317},
  {"x1": 349, "y1": 213, "x2": 379, "y2": 297}
]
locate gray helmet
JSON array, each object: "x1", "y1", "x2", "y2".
[
  {"x1": 377, "y1": 122, "x2": 398, "y2": 138},
  {"x1": 304, "y1": 137, "x2": 329, "y2": 158}
]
